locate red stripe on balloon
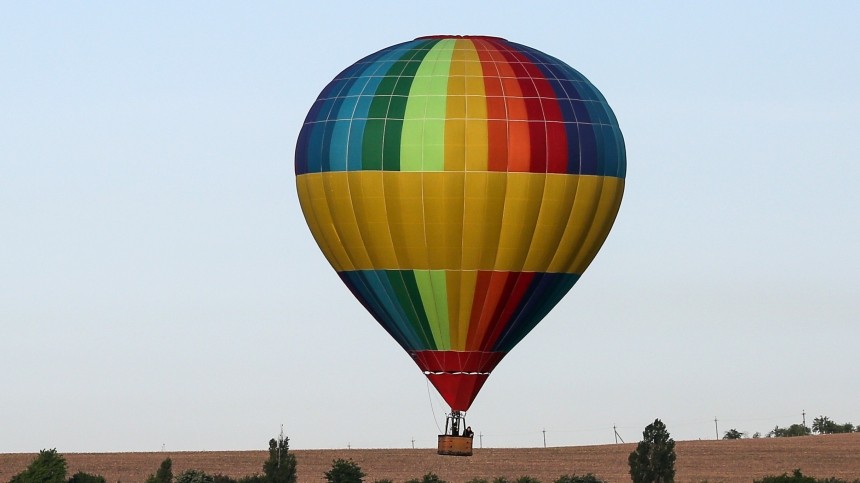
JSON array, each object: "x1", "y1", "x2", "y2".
[
  {"x1": 478, "y1": 272, "x2": 536, "y2": 351},
  {"x1": 412, "y1": 348, "x2": 508, "y2": 412},
  {"x1": 474, "y1": 38, "x2": 509, "y2": 172},
  {"x1": 425, "y1": 373, "x2": 489, "y2": 411},
  {"x1": 411, "y1": 350, "x2": 505, "y2": 373},
  {"x1": 485, "y1": 39, "x2": 568, "y2": 174},
  {"x1": 478, "y1": 43, "x2": 530, "y2": 172},
  {"x1": 465, "y1": 271, "x2": 510, "y2": 350}
]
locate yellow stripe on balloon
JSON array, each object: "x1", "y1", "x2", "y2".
[
  {"x1": 314, "y1": 172, "x2": 372, "y2": 270},
  {"x1": 295, "y1": 171, "x2": 624, "y2": 274},
  {"x1": 449, "y1": 269, "x2": 478, "y2": 351},
  {"x1": 295, "y1": 176, "x2": 350, "y2": 271},
  {"x1": 445, "y1": 40, "x2": 489, "y2": 172},
  {"x1": 346, "y1": 171, "x2": 399, "y2": 268},
  {"x1": 460, "y1": 39, "x2": 488, "y2": 172},
  {"x1": 382, "y1": 170, "x2": 428, "y2": 268}
]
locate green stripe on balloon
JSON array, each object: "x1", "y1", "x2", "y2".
[
  {"x1": 414, "y1": 269, "x2": 451, "y2": 350},
  {"x1": 390, "y1": 269, "x2": 435, "y2": 349},
  {"x1": 362, "y1": 40, "x2": 435, "y2": 171},
  {"x1": 401, "y1": 39, "x2": 454, "y2": 172}
]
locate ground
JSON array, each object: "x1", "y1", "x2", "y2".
[{"x1": 1, "y1": 433, "x2": 858, "y2": 483}]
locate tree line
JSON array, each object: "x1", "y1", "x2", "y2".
[
  {"x1": 721, "y1": 415, "x2": 858, "y2": 440},
  {"x1": 8, "y1": 418, "x2": 859, "y2": 483}
]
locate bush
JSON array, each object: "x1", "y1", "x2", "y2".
[
  {"x1": 754, "y1": 469, "x2": 816, "y2": 483},
  {"x1": 753, "y1": 469, "x2": 860, "y2": 483},
  {"x1": 145, "y1": 458, "x2": 173, "y2": 483},
  {"x1": 722, "y1": 429, "x2": 744, "y2": 440},
  {"x1": 628, "y1": 419, "x2": 676, "y2": 483},
  {"x1": 405, "y1": 473, "x2": 446, "y2": 483},
  {"x1": 67, "y1": 473, "x2": 106, "y2": 483},
  {"x1": 555, "y1": 474, "x2": 606, "y2": 483},
  {"x1": 324, "y1": 459, "x2": 365, "y2": 483},
  {"x1": 9, "y1": 449, "x2": 68, "y2": 483},
  {"x1": 769, "y1": 425, "x2": 811, "y2": 437},
  {"x1": 812, "y1": 416, "x2": 855, "y2": 435},
  {"x1": 212, "y1": 475, "x2": 239, "y2": 483},
  {"x1": 515, "y1": 478, "x2": 540, "y2": 483},
  {"x1": 263, "y1": 437, "x2": 297, "y2": 483},
  {"x1": 176, "y1": 469, "x2": 214, "y2": 483}
]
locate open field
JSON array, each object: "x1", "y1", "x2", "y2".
[{"x1": 2, "y1": 433, "x2": 859, "y2": 483}]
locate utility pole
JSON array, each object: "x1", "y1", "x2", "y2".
[
  {"x1": 803, "y1": 410, "x2": 807, "y2": 428},
  {"x1": 714, "y1": 417, "x2": 719, "y2": 440},
  {"x1": 411, "y1": 437, "x2": 415, "y2": 449},
  {"x1": 479, "y1": 432, "x2": 483, "y2": 449},
  {"x1": 542, "y1": 428, "x2": 547, "y2": 448},
  {"x1": 613, "y1": 425, "x2": 624, "y2": 444}
]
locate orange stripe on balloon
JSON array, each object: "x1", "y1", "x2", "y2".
[
  {"x1": 474, "y1": 39, "x2": 508, "y2": 172},
  {"x1": 480, "y1": 46, "x2": 529, "y2": 172},
  {"x1": 466, "y1": 271, "x2": 512, "y2": 350},
  {"x1": 479, "y1": 272, "x2": 536, "y2": 351},
  {"x1": 464, "y1": 270, "x2": 492, "y2": 349}
]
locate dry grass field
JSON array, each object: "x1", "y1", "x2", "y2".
[{"x1": 2, "y1": 433, "x2": 859, "y2": 483}]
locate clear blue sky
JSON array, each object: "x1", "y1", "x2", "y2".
[{"x1": 2, "y1": 2, "x2": 858, "y2": 453}]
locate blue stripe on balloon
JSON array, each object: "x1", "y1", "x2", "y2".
[
  {"x1": 363, "y1": 270, "x2": 426, "y2": 350},
  {"x1": 494, "y1": 273, "x2": 580, "y2": 352},
  {"x1": 296, "y1": 41, "x2": 413, "y2": 174},
  {"x1": 318, "y1": 78, "x2": 354, "y2": 172},
  {"x1": 577, "y1": 123, "x2": 598, "y2": 175},
  {"x1": 338, "y1": 271, "x2": 409, "y2": 349},
  {"x1": 514, "y1": 46, "x2": 592, "y2": 177},
  {"x1": 340, "y1": 271, "x2": 426, "y2": 351},
  {"x1": 509, "y1": 43, "x2": 619, "y2": 178},
  {"x1": 327, "y1": 41, "x2": 425, "y2": 172},
  {"x1": 294, "y1": 123, "x2": 311, "y2": 175}
]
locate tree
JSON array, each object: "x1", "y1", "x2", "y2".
[
  {"x1": 514, "y1": 478, "x2": 540, "y2": 483},
  {"x1": 262, "y1": 436, "x2": 297, "y2": 483},
  {"x1": 812, "y1": 416, "x2": 855, "y2": 434},
  {"x1": 812, "y1": 416, "x2": 835, "y2": 434},
  {"x1": 769, "y1": 424, "x2": 810, "y2": 437},
  {"x1": 324, "y1": 459, "x2": 365, "y2": 483},
  {"x1": 146, "y1": 458, "x2": 173, "y2": 483},
  {"x1": 753, "y1": 469, "x2": 816, "y2": 483},
  {"x1": 67, "y1": 473, "x2": 106, "y2": 483},
  {"x1": 404, "y1": 473, "x2": 445, "y2": 483},
  {"x1": 628, "y1": 419, "x2": 676, "y2": 483},
  {"x1": 175, "y1": 469, "x2": 214, "y2": 483},
  {"x1": 722, "y1": 429, "x2": 744, "y2": 440},
  {"x1": 9, "y1": 449, "x2": 68, "y2": 483},
  {"x1": 555, "y1": 475, "x2": 606, "y2": 483}
]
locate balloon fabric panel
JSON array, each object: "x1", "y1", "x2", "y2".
[
  {"x1": 296, "y1": 172, "x2": 623, "y2": 272},
  {"x1": 295, "y1": 36, "x2": 626, "y2": 411},
  {"x1": 337, "y1": 270, "x2": 580, "y2": 352}
]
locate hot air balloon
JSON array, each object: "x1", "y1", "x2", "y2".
[{"x1": 295, "y1": 35, "x2": 625, "y2": 455}]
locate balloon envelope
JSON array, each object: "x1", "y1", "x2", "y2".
[{"x1": 295, "y1": 35, "x2": 626, "y2": 411}]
